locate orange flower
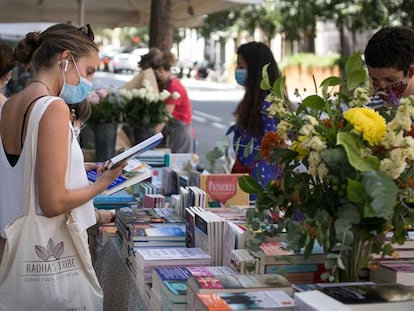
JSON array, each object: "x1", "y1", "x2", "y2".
[{"x1": 260, "y1": 131, "x2": 284, "y2": 162}]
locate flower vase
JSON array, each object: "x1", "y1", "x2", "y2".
[
  {"x1": 94, "y1": 123, "x2": 118, "y2": 162},
  {"x1": 133, "y1": 125, "x2": 156, "y2": 145}
]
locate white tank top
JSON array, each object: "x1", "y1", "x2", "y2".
[{"x1": 0, "y1": 96, "x2": 95, "y2": 238}]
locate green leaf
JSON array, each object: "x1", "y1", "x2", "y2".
[
  {"x1": 361, "y1": 171, "x2": 398, "y2": 218},
  {"x1": 238, "y1": 175, "x2": 262, "y2": 193},
  {"x1": 301, "y1": 95, "x2": 326, "y2": 110},
  {"x1": 337, "y1": 256, "x2": 345, "y2": 270},
  {"x1": 344, "y1": 52, "x2": 366, "y2": 90},
  {"x1": 337, "y1": 132, "x2": 380, "y2": 171},
  {"x1": 205, "y1": 147, "x2": 224, "y2": 162},
  {"x1": 320, "y1": 76, "x2": 343, "y2": 87},
  {"x1": 345, "y1": 52, "x2": 363, "y2": 76},
  {"x1": 347, "y1": 179, "x2": 366, "y2": 204},
  {"x1": 260, "y1": 63, "x2": 271, "y2": 90},
  {"x1": 272, "y1": 76, "x2": 286, "y2": 99}
]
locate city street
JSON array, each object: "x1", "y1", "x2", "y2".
[{"x1": 93, "y1": 71, "x2": 244, "y2": 171}]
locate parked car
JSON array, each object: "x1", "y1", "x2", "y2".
[
  {"x1": 98, "y1": 49, "x2": 117, "y2": 72},
  {"x1": 111, "y1": 48, "x2": 149, "y2": 73}
]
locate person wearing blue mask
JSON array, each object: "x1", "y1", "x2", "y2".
[
  {"x1": 227, "y1": 41, "x2": 285, "y2": 192},
  {"x1": 0, "y1": 24, "x2": 126, "y2": 308}
]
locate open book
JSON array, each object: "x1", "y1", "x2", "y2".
[
  {"x1": 88, "y1": 158, "x2": 151, "y2": 195},
  {"x1": 106, "y1": 132, "x2": 163, "y2": 169}
]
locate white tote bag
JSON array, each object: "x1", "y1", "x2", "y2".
[{"x1": 0, "y1": 96, "x2": 103, "y2": 310}]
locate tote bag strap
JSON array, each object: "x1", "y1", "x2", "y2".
[{"x1": 23, "y1": 96, "x2": 69, "y2": 216}]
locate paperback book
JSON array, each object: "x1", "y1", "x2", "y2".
[
  {"x1": 106, "y1": 132, "x2": 163, "y2": 169},
  {"x1": 199, "y1": 173, "x2": 249, "y2": 207},
  {"x1": 187, "y1": 274, "x2": 292, "y2": 311},
  {"x1": 88, "y1": 158, "x2": 151, "y2": 195},
  {"x1": 195, "y1": 290, "x2": 295, "y2": 311}
]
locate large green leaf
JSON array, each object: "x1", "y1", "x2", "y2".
[
  {"x1": 347, "y1": 70, "x2": 367, "y2": 90},
  {"x1": 347, "y1": 179, "x2": 365, "y2": 204},
  {"x1": 238, "y1": 175, "x2": 262, "y2": 193},
  {"x1": 260, "y1": 63, "x2": 271, "y2": 90},
  {"x1": 272, "y1": 76, "x2": 286, "y2": 99},
  {"x1": 361, "y1": 171, "x2": 398, "y2": 218},
  {"x1": 344, "y1": 52, "x2": 367, "y2": 90},
  {"x1": 301, "y1": 95, "x2": 326, "y2": 111},
  {"x1": 337, "y1": 132, "x2": 380, "y2": 171}
]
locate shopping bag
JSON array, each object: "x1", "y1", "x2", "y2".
[{"x1": 0, "y1": 96, "x2": 103, "y2": 310}]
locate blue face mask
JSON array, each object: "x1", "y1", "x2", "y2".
[
  {"x1": 59, "y1": 58, "x2": 93, "y2": 104},
  {"x1": 235, "y1": 68, "x2": 247, "y2": 86}
]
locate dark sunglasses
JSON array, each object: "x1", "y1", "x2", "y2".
[{"x1": 78, "y1": 24, "x2": 95, "y2": 41}]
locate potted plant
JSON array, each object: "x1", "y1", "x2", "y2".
[
  {"x1": 87, "y1": 88, "x2": 124, "y2": 161},
  {"x1": 119, "y1": 79, "x2": 173, "y2": 144},
  {"x1": 239, "y1": 52, "x2": 414, "y2": 282}
]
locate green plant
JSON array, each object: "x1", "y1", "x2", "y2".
[
  {"x1": 205, "y1": 136, "x2": 234, "y2": 173},
  {"x1": 239, "y1": 52, "x2": 414, "y2": 282},
  {"x1": 120, "y1": 80, "x2": 173, "y2": 127}
]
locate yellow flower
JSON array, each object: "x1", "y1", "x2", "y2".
[
  {"x1": 290, "y1": 135, "x2": 309, "y2": 159},
  {"x1": 343, "y1": 107, "x2": 386, "y2": 145}
]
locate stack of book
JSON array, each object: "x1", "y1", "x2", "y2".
[
  {"x1": 189, "y1": 207, "x2": 226, "y2": 265},
  {"x1": 136, "y1": 149, "x2": 167, "y2": 167},
  {"x1": 370, "y1": 261, "x2": 414, "y2": 286},
  {"x1": 138, "y1": 182, "x2": 159, "y2": 203},
  {"x1": 115, "y1": 207, "x2": 187, "y2": 268},
  {"x1": 186, "y1": 273, "x2": 293, "y2": 311},
  {"x1": 294, "y1": 283, "x2": 414, "y2": 310},
  {"x1": 133, "y1": 247, "x2": 212, "y2": 296},
  {"x1": 151, "y1": 265, "x2": 236, "y2": 311},
  {"x1": 93, "y1": 189, "x2": 137, "y2": 209},
  {"x1": 250, "y1": 241, "x2": 326, "y2": 284},
  {"x1": 195, "y1": 289, "x2": 295, "y2": 311},
  {"x1": 230, "y1": 249, "x2": 261, "y2": 274}
]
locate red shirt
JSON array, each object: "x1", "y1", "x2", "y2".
[{"x1": 165, "y1": 77, "x2": 192, "y2": 125}]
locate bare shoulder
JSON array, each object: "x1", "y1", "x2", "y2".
[{"x1": 41, "y1": 97, "x2": 69, "y2": 120}]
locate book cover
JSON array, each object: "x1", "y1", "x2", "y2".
[
  {"x1": 93, "y1": 189, "x2": 136, "y2": 204},
  {"x1": 188, "y1": 274, "x2": 292, "y2": 294},
  {"x1": 135, "y1": 247, "x2": 212, "y2": 263},
  {"x1": 161, "y1": 280, "x2": 188, "y2": 303},
  {"x1": 199, "y1": 174, "x2": 249, "y2": 207},
  {"x1": 187, "y1": 274, "x2": 293, "y2": 311},
  {"x1": 152, "y1": 265, "x2": 235, "y2": 303},
  {"x1": 88, "y1": 159, "x2": 151, "y2": 195},
  {"x1": 106, "y1": 132, "x2": 163, "y2": 169},
  {"x1": 195, "y1": 290, "x2": 295, "y2": 311},
  {"x1": 132, "y1": 226, "x2": 186, "y2": 241}
]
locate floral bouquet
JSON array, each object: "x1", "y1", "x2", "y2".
[
  {"x1": 119, "y1": 79, "x2": 178, "y2": 127},
  {"x1": 87, "y1": 88, "x2": 124, "y2": 125},
  {"x1": 239, "y1": 52, "x2": 414, "y2": 282}
]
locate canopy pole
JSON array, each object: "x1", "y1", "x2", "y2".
[{"x1": 78, "y1": 0, "x2": 85, "y2": 26}]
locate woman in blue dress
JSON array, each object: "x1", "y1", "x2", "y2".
[{"x1": 227, "y1": 41, "x2": 283, "y2": 189}]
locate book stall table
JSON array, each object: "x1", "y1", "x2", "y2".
[{"x1": 93, "y1": 236, "x2": 149, "y2": 311}]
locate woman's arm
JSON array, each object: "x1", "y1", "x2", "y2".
[{"x1": 37, "y1": 99, "x2": 125, "y2": 216}]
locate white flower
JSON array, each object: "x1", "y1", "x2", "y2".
[{"x1": 171, "y1": 91, "x2": 181, "y2": 100}]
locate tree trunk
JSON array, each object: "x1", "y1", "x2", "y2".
[{"x1": 149, "y1": 0, "x2": 173, "y2": 51}]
